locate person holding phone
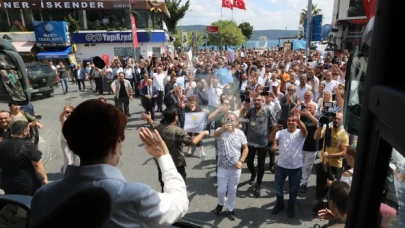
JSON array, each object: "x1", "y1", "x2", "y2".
[{"x1": 213, "y1": 113, "x2": 248, "y2": 221}]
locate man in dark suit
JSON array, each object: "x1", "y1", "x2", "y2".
[
  {"x1": 140, "y1": 79, "x2": 158, "y2": 120},
  {"x1": 73, "y1": 64, "x2": 86, "y2": 91},
  {"x1": 133, "y1": 62, "x2": 142, "y2": 98}
]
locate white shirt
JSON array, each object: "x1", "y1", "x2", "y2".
[
  {"x1": 104, "y1": 68, "x2": 114, "y2": 80},
  {"x1": 296, "y1": 84, "x2": 312, "y2": 101},
  {"x1": 153, "y1": 71, "x2": 168, "y2": 91},
  {"x1": 240, "y1": 80, "x2": 248, "y2": 92},
  {"x1": 30, "y1": 155, "x2": 188, "y2": 228},
  {"x1": 124, "y1": 68, "x2": 133, "y2": 79},
  {"x1": 322, "y1": 80, "x2": 339, "y2": 93},
  {"x1": 216, "y1": 128, "x2": 247, "y2": 170},
  {"x1": 207, "y1": 85, "x2": 222, "y2": 107},
  {"x1": 264, "y1": 100, "x2": 281, "y2": 118},
  {"x1": 185, "y1": 81, "x2": 196, "y2": 97},
  {"x1": 276, "y1": 129, "x2": 306, "y2": 169}
]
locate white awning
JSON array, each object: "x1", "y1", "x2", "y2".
[{"x1": 11, "y1": 41, "x2": 35, "y2": 53}]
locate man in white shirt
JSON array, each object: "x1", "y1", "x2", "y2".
[
  {"x1": 269, "y1": 108, "x2": 307, "y2": 218},
  {"x1": 322, "y1": 71, "x2": 339, "y2": 93},
  {"x1": 205, "y1": 78, "x2": 223, "y2": 133},
  {"x1": 295, "y1": 75, "x2": 312, "y2": 101},
  {"x1": 153, "y1": 66, "x2": 168, "y2": 112}
]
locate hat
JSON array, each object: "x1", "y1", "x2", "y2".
[{"x1": 92, "y1": 56, "x2": 106, "y2": 69}]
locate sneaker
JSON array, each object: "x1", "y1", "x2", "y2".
[
  {"x1": 300, "y1": 184, "x2": 307, "y2": 193},
  {"x1": 226, "y1": 210, "x2": 236, "y2": 221},
  {"x1": 215, "y1": 204, "x2": 223, "y2": 215},
  {"x1": 287, "y1": 206, "x2": 295, "y2": 218},
  {"x1": 253, "y1": 184, "x2": 261, "y2": 198},
  {"x1": 271, "y1": 203, "x2": 284, "y2": 215},
  {"x1": 186, "y1": 151, "x2": 192, "y2": 156},
  {"x1": 200, "y1": 154, "x2": 207, "y2": 161}
]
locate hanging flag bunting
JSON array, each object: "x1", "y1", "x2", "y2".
[
  {"x1": 233, "y1": 0, "x2": 246, "y2": 10},
  {"x1": 222, "y1": 0, "x2": 233, "y2": 9}
]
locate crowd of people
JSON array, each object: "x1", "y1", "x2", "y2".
[{"x1": 0, "y1": 47, "x2": 402, "y2": 227}]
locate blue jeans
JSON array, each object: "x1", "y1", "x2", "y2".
[
  {"x1": 61, "y1": 77, "x2": 68, "y2": 93},
  {"x1": 275, "y1": 165, "x2": 302, "y2": 207}
]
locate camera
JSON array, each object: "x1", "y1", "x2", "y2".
[{"x1": 319, "y1": 102, "x2": 336, "y2": 125}]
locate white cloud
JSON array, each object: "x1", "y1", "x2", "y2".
[{"x1": 180, "y1": 0, "x2": 333, "y2": 31}]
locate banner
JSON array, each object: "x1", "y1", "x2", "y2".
[
  {"x1": 176, "y1": 76, "x2": 185, "y2": 89},
  {"x1": 292, "y1": 39, "x2": 306, "y2": 50},
  {"x1": 226, "y1": 48, "x2": 235, "y2": 62},
  {"x1": 33, "y1": 21, "x2": 70, "y2": 47},
  {"x1": 216, "y1": 68, "x2": 233, "y2": 85},
  {"x1": 130, "y1": 15, "x2": 139, "y2": 48},
  {"x1": 207, "y1": 26, "x2": 219, "y2": 34},
  {"x1": 184, "y1": 112, "x2": 206, "y2": 133},
  {"x1": 181, "y1": 32, "x2": 188, "y2": 47},
  {"x1": 0, "y1": 1, "x2": 133, "y2": 9}
]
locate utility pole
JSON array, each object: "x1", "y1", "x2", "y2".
[{"x1": 305, "y1": 0, "x2": 312, "y2": 56}]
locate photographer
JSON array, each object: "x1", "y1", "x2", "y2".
[{"x1": 312, "y1": 112, "x2": 349, "y2": 214}]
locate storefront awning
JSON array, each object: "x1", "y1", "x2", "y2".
[
  {"x1": 37, "y1": 47, "x2": 72, "y2": 59},
  {"x1": 11, "y1": 41, "x2": 36, "y2": 53}
]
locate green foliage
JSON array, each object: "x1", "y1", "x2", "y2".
[
  {"x1": 65, "y1": 14, "x2": 80, "y2": 33},
  {"x1": 238, "y1": 22, "x2": 254, "y2": 40},
  {"x1": 164, "y1": 0, "x2": 190, "y2": 34},
  {"x1": 207, "y1": 20, "x2": 246, "y2": 46},
  {"x1": 174, "y1": 31, "x2": 204, "y2": 48}
]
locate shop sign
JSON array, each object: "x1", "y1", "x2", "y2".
[
  {"x1": 72, "y1": 32, "x2": 133, "y2": 43},
  {"x1": 0, "y1": 1, "x2": 133, "y2": 9},
  {"x1": 33, "y1": 21, "x2": 70, "y2": 47}
]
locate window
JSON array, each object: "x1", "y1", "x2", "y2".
[
  {"x1": 134, "y1": 10, "x2": 148, "y2": 28},
  {"x1": 7, "y1": 9, "x2": 27, "y2": 32},
  {"x1": 22, "y1": 9, "x2": 34, "y2": 31},
  {"x1": 152, "y1": 47, "x2": 161, "y2": 57},
  {"x1": 87, "y1": 9, "x2": 130, "y2": 31},
  {"x1": 114, "y1": 47, "x2": 134, "y2": 58},
  {"x1": 0, "y1": 9, "x2": 9, "y2": 32}
]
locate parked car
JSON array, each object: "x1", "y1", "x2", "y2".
[{"x1": 25, "y1": 64, "x2": 58, "y2": 97}]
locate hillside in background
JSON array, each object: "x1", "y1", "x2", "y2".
[{"x1": 178, "y1": 25, "x2": 298, "y2": 40}]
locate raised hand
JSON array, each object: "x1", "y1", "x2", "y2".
[{"x1": 139, "y1": 128, "x2": 169, "y2": 159}]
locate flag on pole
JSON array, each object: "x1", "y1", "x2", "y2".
[
  {"x1": 222, "y1": 0, "x2": 233, "y2": 9},
  {"x1": 233, "y1": 0, "x2": 246, "y2": 10}
]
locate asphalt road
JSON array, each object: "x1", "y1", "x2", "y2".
[{"x1": 8, "y1": 83, "x2": 328, "y2": 228}]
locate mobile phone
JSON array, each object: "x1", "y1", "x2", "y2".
[
  {"x1": 245, "y1": 98, "x2": 251, "y2": 103},
  {"x1": 225, "y1": 117, "x2": 232, "y2": 125},
  {"x1": 277, "y1": 119, "x2": 284, "y2": 125},
  {"x1": 301, "y1": 104, "x2": 306, "y2": 110}
]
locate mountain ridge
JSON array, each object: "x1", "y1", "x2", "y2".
[{"x1": 178, "y1": 25, "x2": 298, "y2": 40}]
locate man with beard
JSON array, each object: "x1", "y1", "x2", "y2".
[
  {"x1": 269, "y1": 109, "x2": 307, "y2": 218},
  {"x1": 240, "y1": 94, "x2": 275, "y2": 198},
  {"x1": 0, "y1": 110, "x2": 11, "y2": 140},
  {"x1": 312, "y1": 112, "x2": 349, "y2": 214},
  {"x1": 0, "y1": 120, "x2": 48, "y2": 195},
  {"x1": 111, "y1": 72, "x2": 133, "y2": 117}
]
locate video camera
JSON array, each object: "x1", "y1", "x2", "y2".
[{"x1": 319, "y1": 102, "x2": 336, "y2": 125}]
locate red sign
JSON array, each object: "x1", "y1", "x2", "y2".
[
  {"x1": 207, "y1": 26, "x2": 219, "y2": 34},
  {"x1": 131, "y1": 15, "x2": 139, "y2": 48},
  {"x1": 350, "y1": 19, "x2": 368, "y2": 25}
]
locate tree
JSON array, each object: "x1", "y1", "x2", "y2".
[
  {"x1": 174, "y1": 31, "x2": 204, "y2": 48},
  {"x1": 207, "y1": 20, "x2": 246, "y2": 47},
  {"x1": 164, "y1": 0, "x2": 190, "y2": 34},
  {"x1": 300, "y1": 4, "x2": 322, "y2": 24},
  {"x1": 238, "y1": 22, "x2": 254, "y2": 41}
]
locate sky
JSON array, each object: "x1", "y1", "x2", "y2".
[{"x1": 180, "y1": 0, "x2": 334, "y2": 30}]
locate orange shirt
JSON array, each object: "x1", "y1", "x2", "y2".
[{"x1": 279, "y1": 73, "x2": 290, "y2": 93}]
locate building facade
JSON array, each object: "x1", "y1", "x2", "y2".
[
  {"x1": 331, "y1": 0, "x2": 368, "y2": 52},
  {"x1": 0, "y1": 0, "x2": 173, "y2": 64}
]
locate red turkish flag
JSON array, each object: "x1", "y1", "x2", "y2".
[
  {"x1": 234, "y1": 0, "x2": 246, "y2": 10},
  {"x1": 222, "y1": 0, "x2": 233, "y2": 9},
  {"x1": 101, "y1": 54, "x2": 110, "y2": 66},
  {"x1": 363, "y1": 0, "x2": 377, "y2": 21}
]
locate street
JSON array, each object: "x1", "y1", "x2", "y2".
[{"x1": 25, "y1": 84, "x2": 326, "y2": 228}]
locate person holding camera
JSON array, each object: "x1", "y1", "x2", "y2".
[
  {"x1": 269, "y1": 108, "x2": 307, "y2": 218},
  {"x1": 312, "y1": 112, "x2": 349, "y2": 214},
  {"x1": 213, "y1": 113, "x2": 248, "y2": 221}
]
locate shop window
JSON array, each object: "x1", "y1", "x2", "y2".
[
  {"x1": 7, "y1": 10, "x2": 27, "y2": 32},
  {"x1": 22, "y1": 9, "x2": 34, "y2": 31},
  {"x1": 152, "y1": 47, "x2": 161, "y2": 57},
  {"x1": 134, "y1": 10, "x2": 148, "y2": 29},
  {"x1": 40, "y1": 9, "x2": 52, "y2": 21},
  {"x1": 32, "y1": 9, "x2": 42, "y2": 21},
  {"x1": 87, "y1": 9, "x2": 130, "y2": 31},
  {"x1": 152, "y1": 13, "x2": 162, "y2": 30},
  {"x1": 114, "y1": 47, "x2": 134, "y2": 58},
  {"x1": 0, "y1": 9, "x2": 10, "y2": 32}
]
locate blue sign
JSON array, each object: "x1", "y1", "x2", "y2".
[
  {"x1": 303, "y1": 15, "x2": 323, "y2": 41},
  {"x1": 71, "y1": 31, "x2": 166, "y2": 43},
  {"x1": 33, "y1": 21, "x2": 70, "y2": 47}
]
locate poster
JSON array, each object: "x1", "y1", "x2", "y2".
[
  {"x1": 176, "y1": 76, "x2": 185, "y2": 89},
  {"x1": 184, "y1": 112, "x2": 206, "y2": 133}
]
